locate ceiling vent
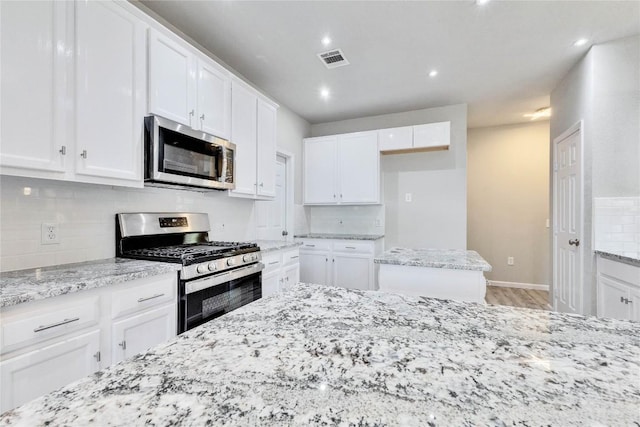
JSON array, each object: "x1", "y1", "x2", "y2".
[{"x1": 317, "y1": 49, "x2": 350, "y2": 69}]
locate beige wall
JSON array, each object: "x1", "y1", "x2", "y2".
[{"x1": 467, "y1": 121, "x2": 550, "y2": 285}]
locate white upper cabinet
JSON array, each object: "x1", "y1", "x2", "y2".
[
  {"x1": 378, "y1": 121, "x2": 450, "y2": 153},
  {"x1": 197, "y1": 59, "x2": 231, "y2": 139},
  {"x1": 337, "y1": 132, "x2": 379, "y2": 203},
  {"x1": 378, "y1": 126, "x2": 413, "y2": 152},
  {"x1": 0, "y1": 0, "x2": 146, "y2": 187},
  {"x1": 303, "y1": 136, "x2": 338, "y2": 204},
  {"x1": 148, "y1": 29, "x2": 196, "y2": 127},
  {"x1": 230, "y1": 79, "x2": 258, "y2": 196},
  {"x1": 413, "y1": 121, "x2": 450, "y2": 149},
  {"x1": 256, "y1": 98, "x2": 277, "y2": 198},
  {"x1": 303, "y1": 131, "x2": 379, "y2": 205},
  {"x1": 75, "y1": 0, "x2": 145, "y2": 182},
  {"x1": 148, "y1": 29, "x2": 230, "y2": 140},
  {"x1": 0, "y1": 1, "x2": 69, "y2": 174},
  {"x1": 229, "y1": 78, "x2": 278, "y2": 200}
]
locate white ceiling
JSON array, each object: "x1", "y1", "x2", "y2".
[{"x1": 139, "y1": 1, "x2": 640, "y2": 128}]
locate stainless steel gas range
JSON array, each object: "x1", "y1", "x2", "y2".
[{"x1": 116, "y1": 212, "x2": 263, "y2": 334}]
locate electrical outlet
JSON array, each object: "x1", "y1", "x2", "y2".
[
  {"x1": 41, "y1": 223, "x2": 60, "y2": 245},
  {"x1": 507, "y1": 256, "x2": 514, "y2": 266},
  {"x1": 405, "y1": 193, "x2": 412, "y2": 202}
]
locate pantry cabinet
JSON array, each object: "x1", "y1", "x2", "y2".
[
  {"x1": 303, "y1": 131, "x2": 379, "y2": 205},
  {"x1": 0, "y1": 0, "x2": 146, "y2": 187},
  {"x1": 230, "y1": 78, "x2": 278, "y2": 200},
  {"x1": 597, "y1": 256, "x2": 640, "y2": 321},
  {"x1": 148, "y1": 29, "x2": 231, "y2": 140},
  {"x1": 297, "y1": 238, "x2": 383, "y2": 290}
]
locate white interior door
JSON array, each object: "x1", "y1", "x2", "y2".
[
  {"x1": 256, "y1": 155, "x2": 288, "y2": 240},
  {"x1": 554, "y1": 126, "x2": 583, "y2": 314}
]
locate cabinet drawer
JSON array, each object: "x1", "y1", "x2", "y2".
[
  {"x1": 333, "y1": 241, "x2": 374, "y2": 254},
  {"x1": 298, "y1": 240, "x2": 332, "y2": 251},
  {"x1": 282, "y1": 249, "x2": 300, "y2": 265},
  {"x1": 111, "y1": 274, "x2": 176, "y2": 319},
  {"x1": 262, "y1": 253, "x2": 282, "y2": 272},
  {"x1": 1, "y1": 296, "x2": 100, "y2": 355}
]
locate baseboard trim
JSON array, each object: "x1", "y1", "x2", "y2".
[{"x1": 488, "y1": 280, "x2": 549, "y2": 291}]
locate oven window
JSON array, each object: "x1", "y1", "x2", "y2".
[
  {"x1": 180, "y1": 272, "x2": 261, "y2": 333},
  {"x1": 158, "y1": 126, "x2": 222, "y2": 182}
]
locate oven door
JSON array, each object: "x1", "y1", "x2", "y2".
[{"x1": 179, "y1": 263, "x2": 263, "y2": 333}]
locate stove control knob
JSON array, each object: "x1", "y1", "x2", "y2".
[
  {"x1": 227, "y1": 258, "x2": 235, "y2": 267},
  {"x1": 208, "y1": 262, "x2": 217, "y2": 271},
  {"x1": 196, "y1": 264, "x2": 208, "y2": 274},
  {"x1": 243, "y1": 254, "x2": 252, "y2": 262}
]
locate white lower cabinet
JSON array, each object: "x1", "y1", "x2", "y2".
[
  {"x1": 0, "y1": 272, "x2": 177, "y2": 412},
  {"x1": 0, "y1": 329, "x2": 101, "y2": 412},
  {"x1": 298, "y1": 239, "x2": 383, "y2": 290},
  {"x1": 112, "y1": 303, "x2": 176, "y2": 364},
  {"x1": 597, "y1": 256, "x2": 640, "y2": 321},
  {"x1": 260, "y1": 247, "x2": 300, "y2": 297}
]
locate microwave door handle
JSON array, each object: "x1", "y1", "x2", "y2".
[{"x1": 220, "y1": 147, "x2": 227, "y2": 183}]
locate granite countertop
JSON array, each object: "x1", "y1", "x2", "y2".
[
  {"x1": 0, "y1": 258, "x2": 180, "y2": 309},
  {"x1": 294, "y1": 233, "x2": 385, "y2": 241},
  {"x1": 253, "y1": 240, "x2": 302, "y2": 253},
  {"x1": 595, "y1": 250, "x2": 640, "y2": 267},
  {"x1": 1, "y1": 284, "x2": 637, "y2": 425},
  {"x1": 375, "y1": 248, "x2": 492, "y2": 272}
]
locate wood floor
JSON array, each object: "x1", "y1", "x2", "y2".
[{"x1": 485, "y1": 286, "x2": 550, "y2": 311}]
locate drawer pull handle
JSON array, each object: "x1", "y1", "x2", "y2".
[
  {"x1": 345, "y1": 246, "x2": 356, "y2": 249},
  {"x1": 305, "y1": 244, "x2": 315, "y2": 247},
  {"x1": 119, "y1": 341, "x2": 127, "y2": 350},
  {"x1": 268, "y1": 261, "x2": 280, "y2": 265},
  {"x1": 138, "y1": 293, "x2": 165, "y2": 303},
  {"x1": 34, "y1": 317, "x2": 80, "y2": 333},
  {"x1": 290, "y1": 255, "x2": 299, "y2": 259}
]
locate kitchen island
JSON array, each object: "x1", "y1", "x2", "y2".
[
  {"x1": 1, "y1": 284, "x2": 638, "y2": 426},
  {"x1": 375, "y1": 248, "x2": 492, "y2": 303}
]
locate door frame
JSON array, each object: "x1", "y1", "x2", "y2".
[
  {"x1": 276, "y1": 147, "x2": 295, "y2": 241},
  {"x1": 552, "y1": 120, "x2": 584, "y2": 313}
]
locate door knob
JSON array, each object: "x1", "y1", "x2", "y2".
[{"x1": 568, "y1": 239, "x2": 580, "y2": 247}]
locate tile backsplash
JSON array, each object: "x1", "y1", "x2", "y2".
[
  {"x1": 0, "y1": 176, "x2": 257, "y2": 272},
  {"x1": 594, "y1": 196, "x2": 640, "y2": 258},
  {"x1": 307, "y1": 205, "x2": 385, "y2": 235}
]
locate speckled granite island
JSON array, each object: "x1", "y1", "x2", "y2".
[
  {"x1": 375, "y1": 248, "x2": 492, "y2": 303},
  {"x1": 1, "y1": 284, "x2": 638, "y2": 426}
]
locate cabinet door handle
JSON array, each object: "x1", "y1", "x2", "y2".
[
  {"x1": 119, "y1": 341, "x2": 127, "y2": 350},
  {"x1": 568, "y1": 239, "x2": 580, "y2": 247},
  {"x1": 305, "y1": 244, "x2": 315, "y2": 247},
  {"x1": 333, "y1": 194, "x2": 336, "y2": 199},
  {"x1": 200, "y1": 113, "x2": 205, "y2": 121},
  {"x1": 34, "y1": 317, "x2": 80, "y2": 333},
  {"x1": 290, "y1": 255, "x2": 299, "y2": 259},
  {"x1": 621, "y1": 297, "x2": 632, "y2": 304},
  {"x1": 93, "y1": 351, "x2": 101, "y2": 362},
  {"x1": 59, "y1": 146, "x2": 66, "y2": 155},
  {"x1": 80, "y1": 150, "x2": 87, "y2": 159},
  {"x1": 340, "y1": 194, "x2": 343, "y2": 198},
  {"x1": 137, "y1": 293, "x2": 165, "y2": 303},
  {"x1": 345, "y1": 246, "x2": 356, "y2": 249},
  {"x1": 260, "y1": 182, "x2": 264, "y2": 187},
  {"x1": 268, "y1": 261, "x2": 279, "y2": 265},
  {"x1": 189, "y1": 109, "x2": 195, "y2": 116}
]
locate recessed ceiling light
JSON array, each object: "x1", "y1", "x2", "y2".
[
  {"x1": 475, "y1": 0, "x2": 490, "y2": 5},
  {"x1": 573, "y1": 38, "x2": 588, "y2": 47},
  {"x1": 429, "y1": 70, "x2": 438, "y2": 78},
  {"x1": 321, "y1": 36, "x2": 332, "y2": 47},
  {"x1": 320, "y1": 87, "x2": 330, "y2": 100},
  {"x1": 524, "y1": 107, "x2": 551, "y2": 120}
]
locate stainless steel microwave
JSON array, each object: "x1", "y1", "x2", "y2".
[{"x1": 144, "y1": 116, "x2": 235, "y2": 191}]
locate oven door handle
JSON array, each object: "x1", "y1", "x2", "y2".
[{"x1": 185, "y1": 263, "x2": 264, "y2": 295}]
